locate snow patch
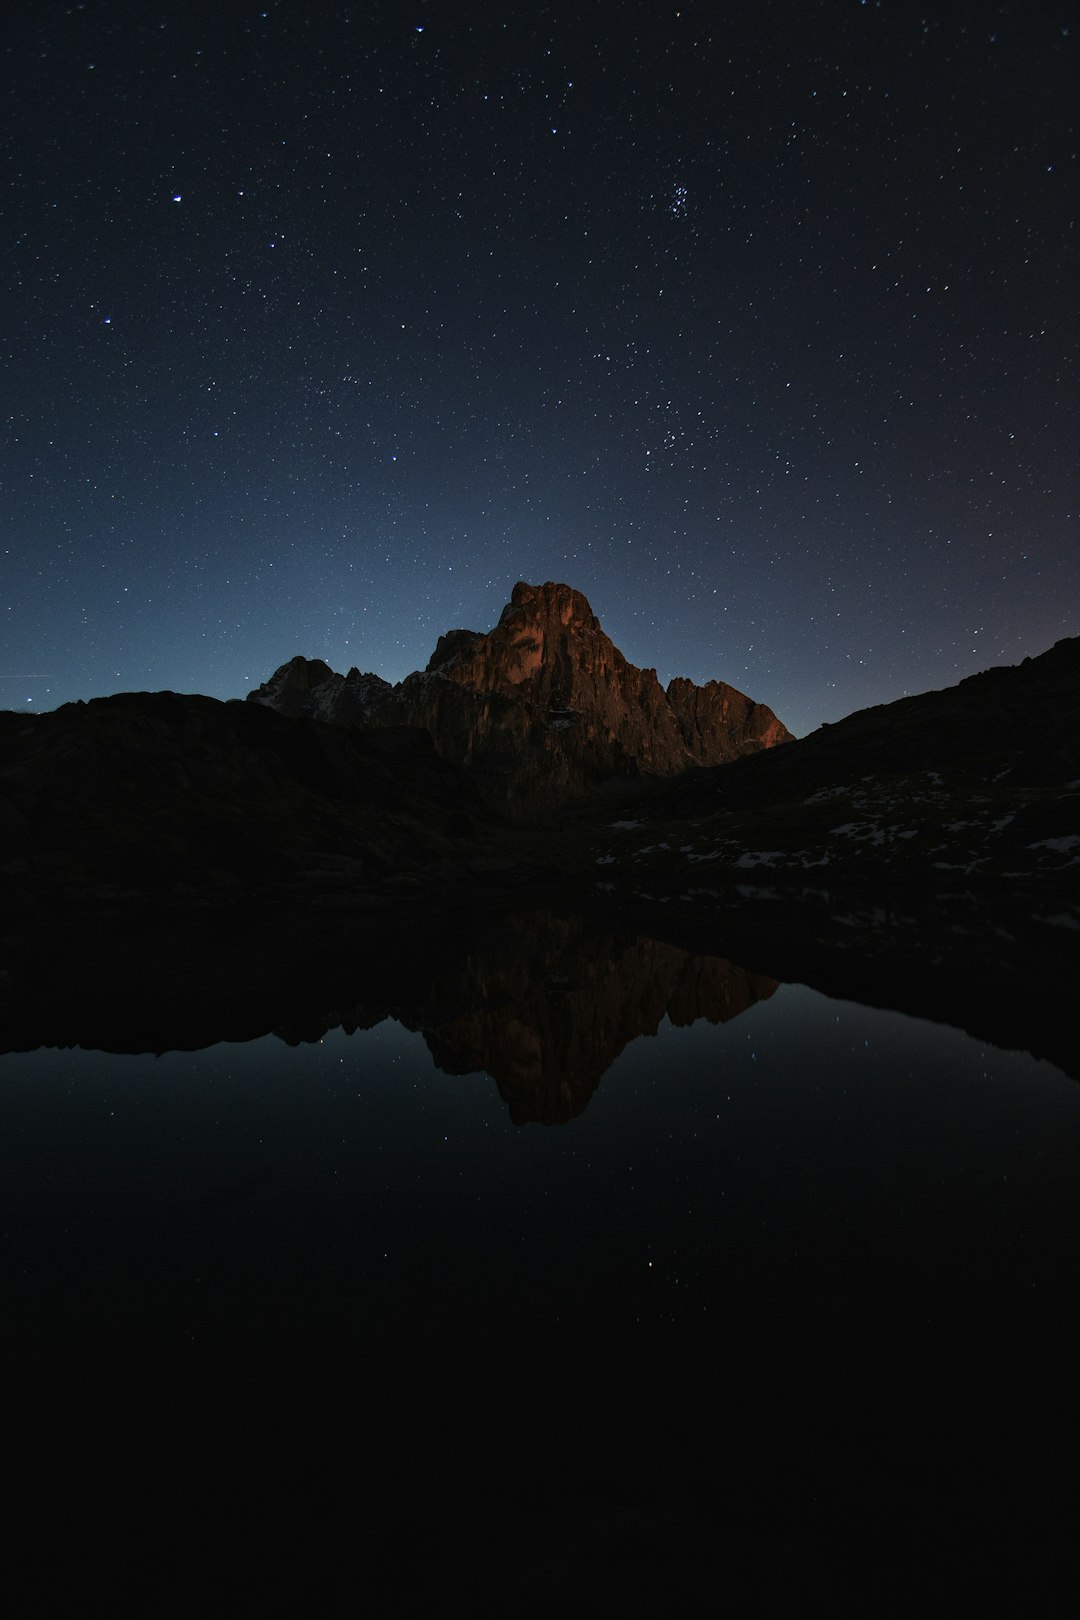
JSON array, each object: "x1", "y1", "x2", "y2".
[
  {"x1": 830, "y1": 821, "x2": 885, "y2": 843},
  {"x1": 803, "y1": 785, "x2": 852, "y2": 805}
]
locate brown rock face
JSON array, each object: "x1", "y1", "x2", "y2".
[
  {"x1": 666, "y1": 675, "x2": 792, "y2": 758},
  {"x1": 247, "y1": 581, "x2": 792, "y2": 805}
]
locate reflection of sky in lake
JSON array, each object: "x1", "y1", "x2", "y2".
[{"x1": 5, "y1": 982, "x2": 1078, "y2": 1341}]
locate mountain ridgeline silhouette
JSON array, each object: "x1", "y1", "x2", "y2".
[{"x1": 0, "y1": 585, "x2": 1076, "y2": 913}]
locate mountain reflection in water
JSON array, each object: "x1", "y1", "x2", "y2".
[
  {"x1": 3, "y1": 891, "x2": 1076, "y2": 1091},
  {"x1": 316, "y1": 913, "x2": 780, "y2": 1125},
  {"x1": 3, "y1": 897, "x2": 1080, "y2": 1613}
]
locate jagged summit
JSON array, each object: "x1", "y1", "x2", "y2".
[
  {"x1": 246, "y1": 581, "x2": 792, "y2": 804},
  {"x1": 248, "y1": 655, "x2": 391, "y2": 728},
  {"x1": 426, "y1": 581, "x2": 603, "y2": 683}
]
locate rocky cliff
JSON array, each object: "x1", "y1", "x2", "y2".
[{"x1": 246, "y1": 581, "x2": 792, "y2": 806}]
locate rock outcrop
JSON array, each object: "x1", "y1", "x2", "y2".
[
  {"x1": 248, "y1": 657, "x2": 393, "y2": 726},
  {"x1": 247, "y1": 581, "x2": 792, "y2": 805}
]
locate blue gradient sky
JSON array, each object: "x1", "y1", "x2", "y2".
[{"x1": 3, "y1": 1, "x2": 1077, "y2": 735}]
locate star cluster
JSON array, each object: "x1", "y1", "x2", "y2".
[{"x1": 3, "y1": 1, "x2": 1077, "y2": 734}]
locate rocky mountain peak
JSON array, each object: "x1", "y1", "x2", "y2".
[
  {"x1": 417, "y1": 580, "x2": 621, "y2": 704},
  {"x1": 247, "y1": 583, "x2": 792, "y2": 806},
  {"x1": 247, "y1": 657, "x2": 391, "y2": 726},
  {"x1": 501, "y1": 579, "x2": 601, "y2": 633}
]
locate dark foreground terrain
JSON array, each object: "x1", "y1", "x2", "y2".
[{"x1": 1, "y1": 630, "x2": 1076, "y2": 917}]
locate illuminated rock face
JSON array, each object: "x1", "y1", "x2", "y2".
[{"x1": 247, "y1": 581, "x2": 792, "y2": 806}]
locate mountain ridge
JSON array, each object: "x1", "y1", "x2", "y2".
[
  {"x1": 247, "y1": 580, "x2": 792, "y2": 805},
  {"x1": 0, "y1": 599, "x2": 1075, "y2": 914}
]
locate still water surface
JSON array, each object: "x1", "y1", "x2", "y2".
[
  {"x1": 5, "y1": 975, "x2": 1078, "y2": 1343},
  {"x1": 4, "y1": 936, "x2": 1080, "y2": 1613}
]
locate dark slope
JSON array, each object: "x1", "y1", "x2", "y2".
[
  {"x1": 0, "y1": 690, "x2": 498, "y2": 910},
  {"x1": 591, "y1": 637, "x2": 1080, "y2": 885},
  {"x1": 704, "y1": 634, "x2": 1079, "y2": 803}
]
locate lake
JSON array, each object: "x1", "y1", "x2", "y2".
[{"x1": 3, "y1": 901, "x2": 1078, "y2": 1615}]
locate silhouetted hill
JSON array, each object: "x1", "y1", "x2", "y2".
[
  {"x1": 591, "y1": 636, "x2": 1080, "y2": 885},
  {"x1": 0, "y1": 690, "x2": 497, "y2": 910}
]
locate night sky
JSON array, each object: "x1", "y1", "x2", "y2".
[{"x1": 3, "y1": 1, "x2": 1077, "y2": 737}]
